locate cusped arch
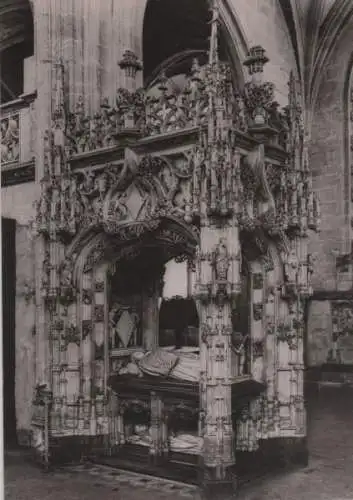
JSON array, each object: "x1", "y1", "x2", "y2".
[{"x1": 67, "y1": 214, "x2": 199, "y2": 288}]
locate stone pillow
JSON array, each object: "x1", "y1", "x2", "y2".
[{"x1": 138, "y1": 348, "x2": 179, "y2": 377}]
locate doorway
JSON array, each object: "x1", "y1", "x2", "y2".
[{"x1": 2, "y1": 218, "x2": 17, "y2": 448}]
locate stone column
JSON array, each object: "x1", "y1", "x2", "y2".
[
  {"x1": 80, "y1": 270, "x2": 93, "y2": 405},
  {"x1": 263, "y1": 247, "x2": 280, "y2": 439},
  {"x1": 33, "y1": 0, "x2": 52, "y2": 388},
  {"x1": 196, "y1": 223, "x2": 240, "y2": 500},
  {"x1": 250, "y1": 262, "x2": 265, "y2": 382}
]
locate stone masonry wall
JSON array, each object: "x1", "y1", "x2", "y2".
[
  {"x1": 1, "y1": 184, "x2": 38, "y2": 226},
  {"x1": 228, "y1": 0, "x2": 298, "y2": 105},
  {"x1": 15, "y1": 223, "x2": 36, "y2": 444},
  {"x1": 1, "y1": 183, "x2": 38, "y2": 441},
  {"x1": 307, "y1": 22, "x2": 353, "y2": 366},
  {"x1": 31, "y1": 0, "x2": 297, "y2": 112}
]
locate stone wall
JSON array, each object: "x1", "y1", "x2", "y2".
[
  {"x1": 307, "y1": 22, "x2": 353, "y2": 367},
  {"x1": 15, "y1": 223, "x2": 36, "y2": 445},
  {"x1": 1, "y1": 183, "x2": 38, "y2": 225},
  {"x1": 1, "y1": 182, "x2": 38, "y2": 441},
  {"x1": 228, "y1": 0, "x2": 298, "y2": 104},
  {"x1": 30, "y1": 0, "x2": 297, "y2": 112}
]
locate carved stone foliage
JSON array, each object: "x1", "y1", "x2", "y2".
[
  {"x1": 61, "y1": 324, "x2": 80, "y2": 349},
  {"x1": 253, "y1": 304, "x2": 264, "y2": 322},
  {"x1": 34, "y1": 149, "x2": 196, "y2": 243},
  {"x1": 62, "y1": 45, "x2": 290, "y2": 160},
  {"x1": 252, "y1": 339, "x2": 265, "y2": 359},
  {"x1": 276, "y1": 322, "x2": 297, "y2": 349},
  {"x1": 1, "y1": 114, "x2": 20, "y2": 164},
  {"x1": 237, "y1": 143, "x2": 319, "y2": 263}
]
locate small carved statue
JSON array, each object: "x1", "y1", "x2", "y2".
[
  {"x1": 284, "y1": 249, "x2": 299, "y2": 283},
  {"x1": 80, "y1": 171, "x2": 96, "y2": 195},
  {"x1": 111, "y1": 192, "x2": 129, "y2": 221},
  {"x1": 213, "y1": 239, "x2": 230, "y2": 282},
  {"x1": 60, "y1": 260, "x2": 73, "y2": 287}
]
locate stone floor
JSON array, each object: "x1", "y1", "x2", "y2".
[{"x1": 4, "y1": 384, "x2": 353, "y2": 499}]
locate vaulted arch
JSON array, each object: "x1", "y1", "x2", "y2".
[
  {"x1": 308, "y1": 0, "x2": 353, "y2": 113},
  {"x1": 278, "y1": 0, "x2": 303, "y2": 81}
]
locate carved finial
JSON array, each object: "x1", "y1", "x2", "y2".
[
  {"x1": 157, "y1": 70, "x2": 169, "y2": 93},
  {"x1": 191, "y1": 58, "x2": 202, "y2": 82},
  {"x1": 52, "y1": 58, "x2": 67, "y2": 122},
  {"x1": 243, "y1": 46, "x2": 269, "y2": 84},
  {"x1": 208, "y1": 0, "x2": 220, "y2": 66},
  {"x1": 118, "y1": 49, "x2": 142, "y2": 79}
]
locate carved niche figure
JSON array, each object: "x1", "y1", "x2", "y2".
[
  {"x1": 80, "y1": 171, "x2": 96, "y2": 196},
  {"x1": 284, "y1": 249, "x2": 299, "y2": 284},
  {"x1": 60, "y1": 264, "x2": 73, "y2": 288},
  {"x1": 213, "y1": 239, "x2": 230, "y2": 282},
  {"x1": 109, "y1": 191, "x2": 129, "y2": 221},
  {"x1": 160, "y1": 165, "x2": 178, "y2": 200}
]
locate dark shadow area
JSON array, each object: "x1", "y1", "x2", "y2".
[
  {"x1": 142, "y1": 0, "x2": 228, "y2": 85},
  {"x1": 2, "y1": 218, "x2": 17, "y2": 449},
  {"x1": 0, "y1": 0, "x2": 34, "y2": 104}
]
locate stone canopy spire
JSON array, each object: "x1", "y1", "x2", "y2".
[{"x1": 208, "y1": 0, "x2": 220, "y2": 66}]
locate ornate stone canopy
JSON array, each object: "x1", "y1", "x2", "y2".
[{"x1": 30, "y1": 5, "x2": 320, "y2": 488}]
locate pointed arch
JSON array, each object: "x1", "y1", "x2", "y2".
[{"x1": 141, "y1": 0, "x2": 249, "y2": 90}]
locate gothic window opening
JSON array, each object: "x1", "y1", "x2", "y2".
[
  {"x1": 159, "y1": 297, "x2": 199, "y2": 348},
  {"x1": 108, "y1": 246, "x2": 168, "y2": 354},
  {"x1": 142, "y1": 0, "x2": 228, "y2": 88},
  {"x1": 159, "y1": 257, "x2": 198, "y2": 348},
  {"x1": 0, "y1": 0, "x2": 34, "y2": 104},
  {"x1": 109, "y1": 257, "x2": 146, "y2": 352}
]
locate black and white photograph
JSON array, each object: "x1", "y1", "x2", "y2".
[{"x1": 1, "y1": 0, "x2": 353, "y2": 498}]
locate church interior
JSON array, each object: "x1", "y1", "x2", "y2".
[{"x1": 1, "y1": 0, "x2": 353, "y2": 498}]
